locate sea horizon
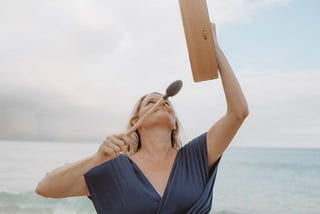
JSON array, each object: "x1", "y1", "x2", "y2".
[{"x1": 1, "y1": 139, "x2": 320, "y2": 149}]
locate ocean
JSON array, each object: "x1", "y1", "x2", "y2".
[{"x1": 0, "y1": 141, "x2": 319, "y2": 214}]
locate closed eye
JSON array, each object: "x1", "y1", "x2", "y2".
[
  {"x1": 146, "y1": 99, "x2": 171, "y2": 106},
  {"x1": 147, "y1": 100, "x2": 155, "y2": 105}
]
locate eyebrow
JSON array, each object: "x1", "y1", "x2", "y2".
[
  {"x1": 144, "y1": 97, "x2": 171, "y2": 105},
  {"x1": 145, "y1": 97, "x2": 158, "y2": 103}
]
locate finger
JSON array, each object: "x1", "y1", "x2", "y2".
[
  {"x1": 117, "y1": 133, "x2": 131, "y2": 146},
  {"x1": 107, "y1": 135, "x2": 128, "y2": 152},
  {"x1": 116, "y1": 135, "x2": 130, "y2": 152},
  {"x1": 107, "y1": 141, "x2": 122, "y2": 154},
  {"x1": 100, "y1": 144, "x2": 117, "y2": 156},
  {"x1": 109, "y1": 134, "x2": 128, "y2": 152},
  {"x1": 102, "y1": 137, "x2": 122, "y2": 154},
  {"x1": 107, "y1": 135, "x2": 125, "y2": 147}
]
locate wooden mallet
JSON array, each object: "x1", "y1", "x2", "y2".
[{"x1": 126, "y1": 80, "x2": 183, "y2": 136}]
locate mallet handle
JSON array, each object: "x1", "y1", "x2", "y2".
[{"x1": 126, "y1": 98, "x2": 165, "y2": 136}]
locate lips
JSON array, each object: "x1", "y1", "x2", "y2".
[{"x1": 155, "y1": 108, "x2": 169, "y2": 113}]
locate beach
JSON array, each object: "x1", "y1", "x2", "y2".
[{"x1": 1, "y1": 141, "x2": 319, "y2": 214}]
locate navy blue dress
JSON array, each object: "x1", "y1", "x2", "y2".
[{"x1": 84, "y1": 133, "x2": 221, "y2": 214}]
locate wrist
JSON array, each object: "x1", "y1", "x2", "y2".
[
  {"x1": 92, "y1": 153, "x2": 103, "y2": 166},
  {"x1": 92, "y1": 152, "x2": 113, "y2": 166}
]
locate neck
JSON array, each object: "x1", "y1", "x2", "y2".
[{"x1": 138, "y1": 126, "x2": 173, "y2": 159}]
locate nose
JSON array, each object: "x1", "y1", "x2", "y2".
[{"x1": 162, "y1": 101, "x2": 170, "y2": 107}]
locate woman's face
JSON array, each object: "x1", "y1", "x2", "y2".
[{"x1": 136, "y1": 93, "x2": 176, "y2": 130}]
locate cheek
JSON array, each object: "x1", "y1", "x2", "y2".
[{"x1": 138, "y1": 106, "x2": 151, "y2": 117}]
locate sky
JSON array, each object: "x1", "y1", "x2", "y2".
[{"x1": 0, "y1": 0, "x2": 319, "y2": 148}]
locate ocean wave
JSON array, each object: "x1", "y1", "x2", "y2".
[
  {"x1": 214, "y1": 210, "x2": 250, "y2": 214},
  {"x1": 0, "y1": 191, "x2": 95, "y2": 214}
]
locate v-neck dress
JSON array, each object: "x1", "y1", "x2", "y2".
[{"x1": 84, "y1": 133, "x2": 221, "y2": 214}]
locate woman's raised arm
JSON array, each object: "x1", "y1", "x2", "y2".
[{"x1": 206, "y1": 23, "x2": 249, "y2": 168}]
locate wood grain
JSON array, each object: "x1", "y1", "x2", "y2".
[{"x1": 179, "y1": 0, "x2": 218, "y2": 82}]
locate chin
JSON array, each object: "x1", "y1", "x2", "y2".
[{"x1": 142, "y1": 114, "x2": 176, "y2": 129}]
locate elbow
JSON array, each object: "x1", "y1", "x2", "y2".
[
  {"x1": 240, "y1": 106, "x2": 249, "y2": 120},
  {"x1": 230, "y1": 106, "x2": 249, "y2": 121},
  {"x1": 35, "y1": 183, "x2": 49, "y2": 198},
  {"x1": 35, "y1": 182, "x2": 58, "y2": 198}
]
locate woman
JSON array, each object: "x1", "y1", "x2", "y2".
[{"x1": 35, "y1": 23, "x2": 248, "y2": 214}]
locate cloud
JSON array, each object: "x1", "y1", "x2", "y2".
[
  {"x1": 1, "y1": 1, "x2": 124, "y2": 61},
  {"x1": 2, "y1": 0, "x2": 318, "y2": 149},
  {"x1": 208, "y1": 0, "x2": 292, "y2": 24},
  {"x1": 235, "y1": 69, "x2": 320, "y2": 148}
]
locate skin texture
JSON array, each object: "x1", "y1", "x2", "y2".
[
  {"x1": 35, "y1": 22, "x2": 248, "y2": 199},
  {"x1": 129, "y1": 93, "x2": 178, "y2": 197},
  {"x1": 206, "y1": 23, "x2": 249, "y2": 168}
]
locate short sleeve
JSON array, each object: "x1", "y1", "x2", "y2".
[
  {"x1": 179, "y1": 133, "x2": 222, "y2": 214},
  {"x1": 181, "y1": 132, "x2": 221, "y2": 182},
  {"x1": 182, "y1": 133, "x2": 210, "y2": 179},
  {"x1": 84, "y1": 157, "x2": 125, "y2": 214}
]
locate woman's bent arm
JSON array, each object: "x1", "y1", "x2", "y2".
[
  {"x1": 35, "y1": 133, "x2": 129, "y2": 198},
  {"x1": 35, "y1": 154, "x2": 97, "y2": 198}
]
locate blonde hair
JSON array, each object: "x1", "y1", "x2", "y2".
[{"x1": 126, "y1": 92, "x2": 182, "y2": 154}]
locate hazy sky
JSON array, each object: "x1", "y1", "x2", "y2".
[{"x1": 1, "y1": 0, "x2": 319, "y2": 148}]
